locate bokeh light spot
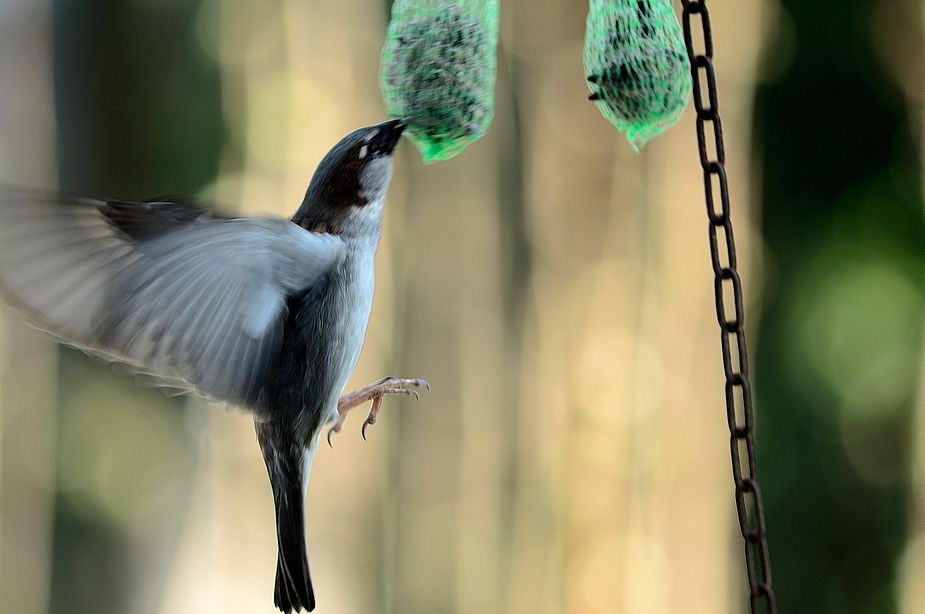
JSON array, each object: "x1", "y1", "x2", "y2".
[{"x1": 791, "y1": 258, "x2": 923, "y2": 420}]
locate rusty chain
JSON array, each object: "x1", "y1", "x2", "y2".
[{"x1": 679, "y1": 1, "x2": 777, "y2": 612}]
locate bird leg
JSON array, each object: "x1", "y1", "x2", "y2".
[{"x1": 327, "y1": 377, "x2": 429, "y2": 446}]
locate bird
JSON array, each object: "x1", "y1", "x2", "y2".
[{"x1": 0, "y1": 119, "x2": 427, "y2": 612}]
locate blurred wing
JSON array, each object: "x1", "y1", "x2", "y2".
[{"x1": 0, "y1": 187, "x2": 345, "y2": 407}]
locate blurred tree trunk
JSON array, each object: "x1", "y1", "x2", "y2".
[
  {"x1": 384, "y1": 97, "x2": 510, "y2": 614},
  {"x1": 0, "y1": 3, "x2": 59, "y2": 614}
]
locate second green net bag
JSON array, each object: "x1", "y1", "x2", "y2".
[
  {"x1": 380, "y1": 0, "x2": 499, "y2": 163},
  {"x1": 584, "y1": 0, "x2": 692, "y2": 151}
]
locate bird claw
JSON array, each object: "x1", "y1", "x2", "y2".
[
  {"x1": 336, "y1": 377, "x2": 429, "y2": 442},
  {"x1": 326, "y1": 419, "x2": 344, "y2": 448},
  {"x1": 361, "y1": 397, "x2": 382, "y2": 441}
]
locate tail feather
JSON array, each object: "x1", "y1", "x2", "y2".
[
  {"x1": 257, "y1": 422, "x2": 315, "y2": 613},
  {"x1": 273, "y1": 486, "x2": 315, "y2": 612}
]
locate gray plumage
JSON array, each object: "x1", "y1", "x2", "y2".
[{"x1": 0, "y1": 119, "x2": 406, "y2": 612}]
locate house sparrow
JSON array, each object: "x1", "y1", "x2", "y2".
[{"x1": 0, "y1": 119, "x2": 426, "y2": 612}]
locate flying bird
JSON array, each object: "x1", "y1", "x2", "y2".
[{"x1": 0, "y1": 119, "x2": 426, "y2": 612}]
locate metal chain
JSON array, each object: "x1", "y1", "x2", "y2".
[{"x1": 679, "y1": 2, "x2": 777, "y2": 612}]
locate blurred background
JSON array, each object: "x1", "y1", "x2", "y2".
[{"x1": 0, "y1": 0, "x2": 922, "y2": 613}]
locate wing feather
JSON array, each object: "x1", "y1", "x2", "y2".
[{"x1": 0, "y1": 188, "x2": 345, "y2": 407}]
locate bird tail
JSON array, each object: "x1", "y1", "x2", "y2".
[
  {"x1": 273, "y1": 479, "x2": 314, "y2": 613},
  {"x1": 257, "y1": 422, "x2": 315, "y2": 613}
]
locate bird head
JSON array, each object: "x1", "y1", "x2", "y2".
[{"x1": 293, "y1": 120, "x2": 405, "y2": 233}]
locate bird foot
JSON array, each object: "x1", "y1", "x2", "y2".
[{"x1": 327, "y1": 377, "x2": 429, "y2": 446}]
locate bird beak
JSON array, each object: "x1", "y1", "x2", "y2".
[{"x1": 372, "y1": 119, "x2": 406, "y2": 155}]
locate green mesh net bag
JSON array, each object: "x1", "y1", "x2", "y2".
[
  {"x1": 380, "y1": 0, "x2": 499, "y2": 163},
  {"x1": 584, "y1": 0, "x2": 692, "y2": 151}
]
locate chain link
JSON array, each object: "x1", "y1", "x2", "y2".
[{"x1": 679, "y1": 1, "x2": 777, "y2": 612}]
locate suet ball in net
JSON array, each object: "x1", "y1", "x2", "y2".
[
  {"x1": 380, "y1": 1, "x2": 498, "y2": 163},
  {"x1": 585, "y1": 0, "x2": 692, "y2": 151}
]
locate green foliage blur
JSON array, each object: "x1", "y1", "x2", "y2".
[{"x1": 755, "y1": 0, "x2": 924, "y2": 612}]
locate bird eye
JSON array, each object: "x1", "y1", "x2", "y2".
[{"x1": 359, "y1": 145, "x2": 368, "y2": 159}]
